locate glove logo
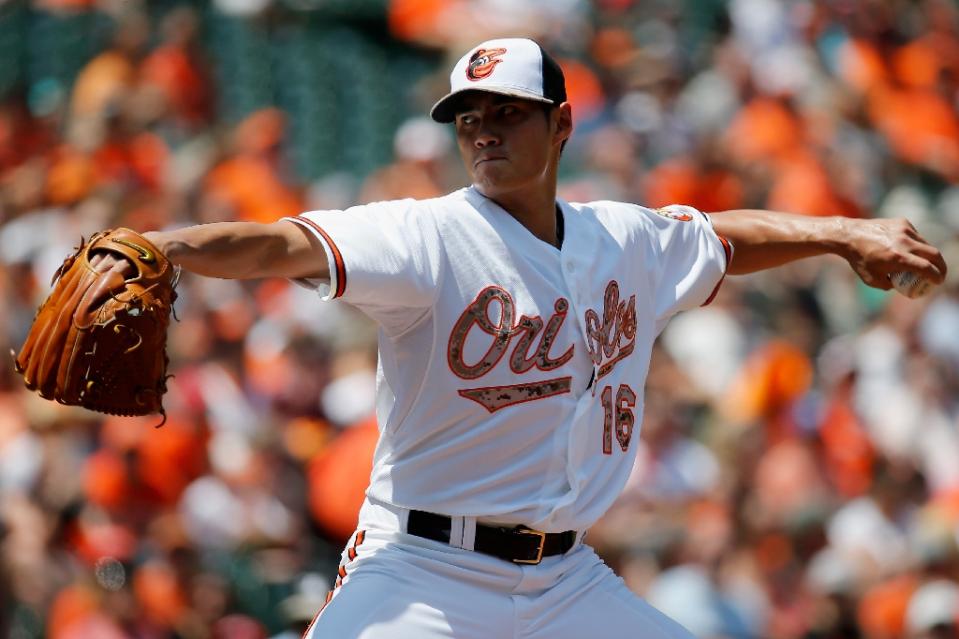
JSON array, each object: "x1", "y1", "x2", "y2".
[
  {"x1": 467, "y1": 48, "x2": 507, "y2": 81},
  {"x1": 111, "y1": 237, "x2": 155, "y2": 263}
]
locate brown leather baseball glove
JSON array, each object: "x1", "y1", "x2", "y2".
[{"x1": 13, "y1": 228, "x2": 178, "y2": 424}]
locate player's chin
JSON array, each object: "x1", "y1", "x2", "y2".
[
  {"x1": 472, "y1": 165, "x2": 513, "y2": 190},
  {"x1": 473, "y1": 177, "x2": 512, "y2": 198}
]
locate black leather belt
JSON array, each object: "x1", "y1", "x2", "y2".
[{"x1": 406, "y1": 509, "x2": 577, "y2": 565}]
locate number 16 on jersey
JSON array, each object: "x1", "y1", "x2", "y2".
[{"x1": 601, "y1": 384, "x2": 637, "y2": 454}]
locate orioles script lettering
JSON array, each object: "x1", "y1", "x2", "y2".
[
  {"x1": 585, "y1": 280, "x2": 637, "y2": 383},
  {"x1": 448, "y1": 286, "x2": 574, "y2": 412}
]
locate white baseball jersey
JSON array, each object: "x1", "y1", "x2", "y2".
[{"x1": 284, "y1": 186, "x2": 730, "y2": 534}]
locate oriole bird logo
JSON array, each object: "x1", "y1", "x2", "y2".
[
  {"x1": 467, "y1": 48, "x2": 507, "y2": 81},
  {"x1": 655, "y1": 207, "x2": 694, "y2": 222}
]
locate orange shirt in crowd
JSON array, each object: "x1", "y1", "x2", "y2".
[
  {"x1": 141, "y1": 44, "x2": 212, "y2": 126},
  {"x1": 70, "y1": 51, "x2": 137, "y2": 121},
  {"x1": 767, "y1": 150, "x2": 862, "y2": 218},
  {"x1": 724, "y1": 97, "x2": 804, "y2": 165},
  {"x1": 838, "y1": 38, "x2": 888, "y2": 94},
  {"x1": 205, "y1": 109, "x2": 303, "y2": 223},
  {"x1": 819, "y1": 390, "x2": 875, "y2": 498},
  {"x1": 93, "y1": 132, "x2": 169, "y2": 192},
  {"x1": 867, "y1": 85, "x2": 959, "y2": 180},
  {"x1": 559, "y1": 58, "x2": 605, "y2": 123},
  {"x1": 308, "y1": 416, "x2": 379, "y2": 542},
  {"x1": 857, "y1": 574, "x2": 920, "y2": 639},
  {"x1": 134, "y1": 560, "x2": 189, "y2": 628},
  {"x1": 724, "y1": 339, "x2": 814, "y2": 426},
  {"x1": 643, "y1": 158, "x2": 745, "y2": 213},
  {"x1": 388, "y1": 0, "x2": 451, "y2": 42},
  {"x1": 205, "y1": 156, "x2": 303, "y2": 223}
]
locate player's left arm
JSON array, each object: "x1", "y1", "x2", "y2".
[{"x1": 708, "y1": 209, "x2": 948, "y2": 291}]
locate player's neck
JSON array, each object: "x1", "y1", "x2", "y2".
[{"x1": 481, "y1": 182, "x2": 561, "y2": 249}]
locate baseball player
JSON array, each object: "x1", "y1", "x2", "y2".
[{"x1": 95, "y1": 38, "x2": 944, "y2": 638}]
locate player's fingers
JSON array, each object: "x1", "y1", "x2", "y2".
[
  {"x1": 927, "y1": 246, "x2": 948, "y2": 282},
  {"x1": 895, "y1": 251, "x2": 943, "y2": 285},
  {"x1": 936, "y1": 252, "x2": 948, "y2": 281},
  {"x1": 88, "y1": 251, "x2": 117, "y2": 269},
  {"x1": 905, "y1": 240, "x2": 948, "y2": 284},
  {"x1": 903, "y1": 227, "x2": 926, "y2": 245},
  {"x1": 115, "y1": 260, "x2": 137, "y2": 280},
  {"x1": 899, "y1": 223, "x2": 945, "y2": 275},
  {"x1": 88, "y1": 250, "x2": 136, "y2": 277}
]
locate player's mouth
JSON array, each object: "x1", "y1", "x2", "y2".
[{"x1": 474, "y1": 154, "x2": 507, "y2": 167}]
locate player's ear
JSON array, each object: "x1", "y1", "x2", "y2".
[{"x1": 554, "y1": 102, "x2": 573, "y2": 146}]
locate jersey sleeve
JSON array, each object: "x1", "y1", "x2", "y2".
[
  {"x1": 282, "y1": 199, "x2": 442, "y2": 334},
  {"x1": 647, "y1": 204, "x2": 733, "y2": 332}
]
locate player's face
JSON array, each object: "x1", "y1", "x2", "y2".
[{"x1": 453, "y1": 92, "x2": 568, "y2": 199}]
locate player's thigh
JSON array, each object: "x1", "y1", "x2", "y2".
[
  {"x1": 579, "y1": 579, "x2": 697, "y2": 639},
  {"x1": 527, "y1": 551, "x2": 696, "y2": 639},
  {"x1": 304, "y1": 544, "x2": 514, "y2": 639}
]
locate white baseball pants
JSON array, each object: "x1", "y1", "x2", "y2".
[{"x1": 303, "y1": 498, "x2": 696, "y2": 639}]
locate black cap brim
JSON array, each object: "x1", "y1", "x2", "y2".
[{"x1": 430, "y1": 87, "x2": 556, "y2": 123}]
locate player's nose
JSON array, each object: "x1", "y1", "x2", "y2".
[{"x1": 474, "y1": 128, "x2": 501, "y2": 148}]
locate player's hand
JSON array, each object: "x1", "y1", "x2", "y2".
[
  {"x1": 88, "y1": 251, "x2": 137, "y2": 280},
  {"x1": 85, "y1": 231, "x2": 170, "y2": 280},
  {"x1": 843, "y1": 217, "x2": 947, "y2": 290}
]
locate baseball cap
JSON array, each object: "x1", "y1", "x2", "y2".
[{"x1": 430, "y1": 38, "x2": 567, "y2": 123}]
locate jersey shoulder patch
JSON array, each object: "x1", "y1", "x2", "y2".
[{"x1": 653, "y1": 205, "x2": 696, "y2": 222}]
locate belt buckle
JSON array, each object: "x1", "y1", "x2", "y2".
[{"x1": 513, "y1": 527, "x2": 546, "y2": 565}]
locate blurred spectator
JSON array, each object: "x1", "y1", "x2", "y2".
[
  {"x1": 358, "y1": 116, "x2": 452, "y2": 202},
  {"x1": 69, "y1": 11, "x2": 149, "y2": 127},
  {"x1": 140, "y1": 6, "x2": 212, "y2": 132},
  {"x1": 204, "y1": 108, "x2": 303, "y2": 224}
]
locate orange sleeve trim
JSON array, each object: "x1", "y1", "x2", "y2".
[
  {"x1": 702, "y1": 235, "x2": 733, "y2": 307},
  {"x1": 295, "y1": 215, "x2": 347, "y2": 299}
]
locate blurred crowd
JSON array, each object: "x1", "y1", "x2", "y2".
[{"x1": 1, "y1": 0, "x2": 959, "y2": 637}]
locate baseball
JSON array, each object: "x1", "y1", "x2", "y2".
[{"x1": 890, "y1": 271, "x2": 933, "y2": 298}]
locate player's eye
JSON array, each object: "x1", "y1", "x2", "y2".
[{"x1": 498, "y1": 104, "x2": 526, "y2": 121}]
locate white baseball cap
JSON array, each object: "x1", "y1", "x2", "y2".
[{"x1": 430, "y1": 38, "x2": 567, "y2": 123}]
